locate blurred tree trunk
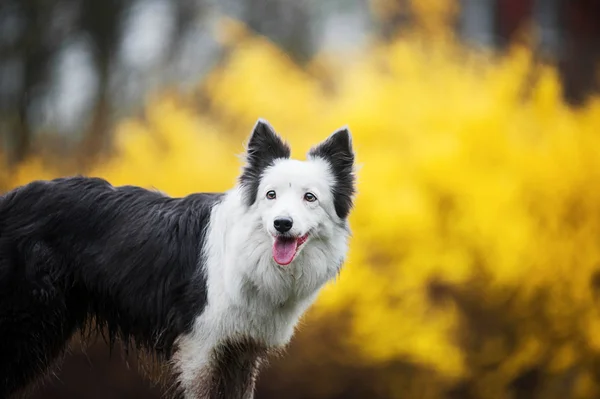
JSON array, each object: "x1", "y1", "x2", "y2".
[
  {"x1": 496, "y1": 0, "x2": 534, "y2": 48},
  {"x1": 82, "y1": 61, "x2": 110, "y2": 166},
  {"x1": 243, "y1": 0, "x2": 314, "y2": 62},
  {"x1": 79, "y1": 0, "x2": 125, "y2": 166},
  {"x1": 559, "y1": 0, "x2": 600, "y2": 105},
  {"x1": 372, "y1": 0, "x2": 413, "y2": 39},
  {"x1": 10, "y1": 0, "x2": 52, "y2": 166},
  {"x1": 14, "y1": 92, "x2": 32, "y2": 166},
  {"x1": 533, "y1": 0, "x2": 562, "y2": 60},
  {"x1": 459, "y1": 0, "x2": 496, "y2": 47}
]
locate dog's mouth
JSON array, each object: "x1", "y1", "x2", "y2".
[{"x1": 272, "y1": 234, "x2": 309, "y2": 266}]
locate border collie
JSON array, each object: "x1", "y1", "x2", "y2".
[{"x1": 0, "y1": 119, "x2": 356, "y2": 399}]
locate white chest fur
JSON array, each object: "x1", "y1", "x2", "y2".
[{"x1": 173, "y1": 190, "x2": 348, "y2": 392}]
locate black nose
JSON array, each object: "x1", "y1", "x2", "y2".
[{"x1": 274, "y1": 217, "x2": 293, "y2": 233}]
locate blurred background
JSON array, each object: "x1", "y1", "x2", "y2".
[{"x1": 1, "y1": 0, "x2": 600, "y2": 398}]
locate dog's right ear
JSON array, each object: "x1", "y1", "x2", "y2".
[{"x1": 239, "y1": 119, "x2": 291, "y2": 206}]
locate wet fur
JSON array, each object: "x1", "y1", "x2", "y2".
[{"x1": 0, "y1": 119, "x2": 355, "y2": 398}]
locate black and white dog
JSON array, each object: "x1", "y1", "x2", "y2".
[{"x1": 0, "y1": 119, "x2": 356, "y2": 398}]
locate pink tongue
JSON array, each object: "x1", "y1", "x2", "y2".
[{"x1": 273, "y1": 237, "x2": 298, "y2": 265}]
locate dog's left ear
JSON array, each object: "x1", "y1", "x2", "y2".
[
  {"x1": 308, "y1": 127, "x2": 356, "y2": 219},
  {"x1": 240, "y1": 119, "x2": 291, "y2": 206}
]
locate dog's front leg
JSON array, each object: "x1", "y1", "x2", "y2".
[{"x1": 175, "y1": 335, "x2": 266, "y2": 399}]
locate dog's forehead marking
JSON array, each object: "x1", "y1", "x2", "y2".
[{"x1": 262, "y1": 159, "x2": 332, "y2": 188}]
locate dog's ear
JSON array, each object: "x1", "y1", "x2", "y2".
[
  {"x1": 239, "y1": 119, "x2": 291, "y2": 206},
  {"x1": 308, "y1": 127, "x2": 356, "y2": 219}
]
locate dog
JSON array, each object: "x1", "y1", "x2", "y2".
[{"x1": 0, "y1": 119, "x2": 356, "y2": 399}]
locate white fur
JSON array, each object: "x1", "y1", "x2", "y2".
[{"x1": 174, "y1": 157, "x2": 350, "y2": 393}]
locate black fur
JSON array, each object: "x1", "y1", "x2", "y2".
[
  {"x1": 0, "y1": 176, "x2": 222, "y2": 397},
  {"x1": 309, "y1": 128, "x2": 356, "y2": 219},
  {"x1": 239, "y1": 120, "x2": 291, "y2": 207},
  {"x1": 192, "y1": 337, "x2": 268, "y2": 399}
]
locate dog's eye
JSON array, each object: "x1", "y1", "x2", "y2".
[
  {"x1": 266, "y1": 190, "x2": 276, "y2": 200},
  {"x1": 304, "y1": 192, "x2": 317, "y2": 202}
]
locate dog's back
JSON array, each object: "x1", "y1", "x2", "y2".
[{"x1": 0, "y1": 177, "x2": 220, "y2": 397}]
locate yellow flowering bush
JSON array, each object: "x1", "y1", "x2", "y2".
[{"x1": 3, "y1": 16, "x2": 600, "y2": 399}]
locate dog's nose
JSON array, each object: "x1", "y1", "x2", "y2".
[{"x1": 274, "y1": 217, "x2": 293, "y2": 233}]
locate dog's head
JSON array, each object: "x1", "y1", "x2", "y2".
[{"x1": 239, "y1": 119, "x2": 355, "y2": 267}]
